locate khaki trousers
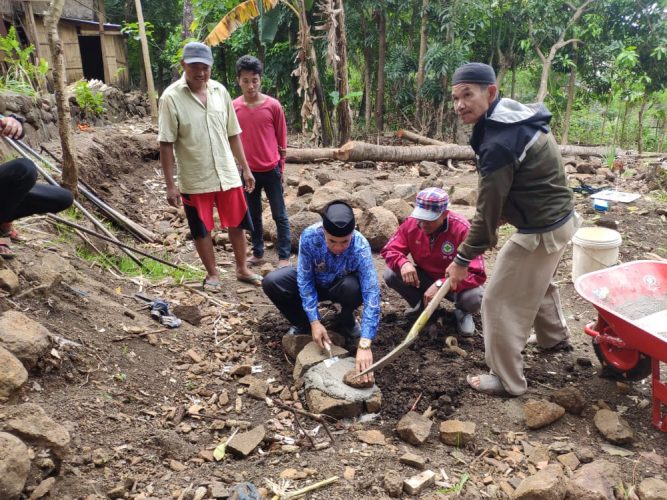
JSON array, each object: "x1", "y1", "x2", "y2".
[{"x1": 482, "y1": 215, "x2": 580, "y2": 395}]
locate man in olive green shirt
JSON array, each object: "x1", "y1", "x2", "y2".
[{"x1": 158, "y1": 42, "x2": 261, "y2": 289}]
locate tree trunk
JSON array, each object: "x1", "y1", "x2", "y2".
[
  {"x1": 46, "y1": 0, "x2": 78, "y2": 195},
  {"x1": 510, "y1": 60, "x2": 517, "y2": 99},
  {"x1": 414, "y1": 0, "x2": 429, "y2": 126},
  {"x1": 182, "y1": 0, "x2": 193, "y2": 39},
  {"x1": 396, "y1": 129, "x2": 445, "y2": 146},
  {"x1": 436, "y1": 74, "x2": 448, "y2": 140},
  {"x1": 286, "y1": 142, "x2": 626, "y2": 163},
  {"x1": 620, "y1": 100, "x2": 630, "y2": 147},
  {"x1": 363, "y1": 43, "x2": 373, "y2": 133},
  {"x1": 374, "y1": 6, "x2": 386, "y2": 132},
  {"x1": 536, "y1": 56, "x2": 553, "y2": 103},
  {"x1": 636, "y1": 91, "x2": 648, "y2": 154},
  {"x1": 334, "y1": 0, "x2": 352, "y2": 145},
  {"x1": 134, "y1": 0, "x2": 158, "y2": 124},
  {"x1": 561, "y1": 52, "x2": 577, "y2": 145}
]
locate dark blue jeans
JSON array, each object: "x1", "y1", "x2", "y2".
[{"x1": 245, "y1": 165, "x2": 291, "y2": 260}]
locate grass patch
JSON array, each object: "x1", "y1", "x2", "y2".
[
  {"x1": 436, "y1": 473, "x2": 470, "y2": 495},
  {"x1": 76, "y1": 245, "x2": 204, "y2": 283}
]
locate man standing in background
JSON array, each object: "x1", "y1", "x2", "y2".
[
  {"x1": 234, "y1": 55, "x2": 291, "y2": 269},
  {"x1": 159, "y1": 42, "x2": 262, "y2": 290}
]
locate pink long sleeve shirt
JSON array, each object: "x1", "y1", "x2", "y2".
[{"x1": 232, "y1": 95, "x2": 287, "y2": 173}]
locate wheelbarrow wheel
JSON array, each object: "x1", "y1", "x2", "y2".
[{"x1": 593, "y1": 340, "x2": 652, "y2": 381}]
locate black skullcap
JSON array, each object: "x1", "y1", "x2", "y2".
[
  {"x1": 452, "y1": 63, "x2": 496, "y2": 86},
  {"x1": 322, "y1": 201, "x2": 355, "y2": 237}
]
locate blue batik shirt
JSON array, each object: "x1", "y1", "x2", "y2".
[{"x1": 297, "y1": 223, "x2": 381, "y2": 340}]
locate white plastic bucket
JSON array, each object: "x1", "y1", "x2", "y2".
[{"x1": 572, "y1": 227, "x2": 622, "y2": 281}]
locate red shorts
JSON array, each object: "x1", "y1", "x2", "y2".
[{"x1": 181, "y1": 187, "x2": 249, "y2": 237}]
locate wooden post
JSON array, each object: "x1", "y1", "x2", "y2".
[
  {"x1": 133, "y1": 0, "x2": 158, "y2": 124},
  {"x1": 22, "y1": 1, "x2": 41, "y2": 60},
  {"x1": 96, "y1": 0, "x2": 111, "y2": 83}
]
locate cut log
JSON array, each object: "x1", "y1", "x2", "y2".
[
  {"x1": 286, "y1": 148, "x2": 339, "y2": 163},
  {"x1": 286, "y1": 141, "x2": 633, "y2": 164},
  {"x1": 335, "y1": 141, "x2": 474, "y2": 162},
  {"x1": 396, "y1": 129, "x2": 446, "y2": 146}
]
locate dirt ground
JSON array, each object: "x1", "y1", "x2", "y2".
[{"x1": 3, "y1": 122, "x2": 667, "y2": 499}]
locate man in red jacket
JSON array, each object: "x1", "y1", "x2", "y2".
[{"x1": 381, "y1": 187, "x2": 486, "y2": 336}]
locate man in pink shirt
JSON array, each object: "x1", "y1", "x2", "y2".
[
  {"x1": 233, "y1": 55, "x2": 291, "y2": 268},
  {"x1": 381, "y1": 188, "x2": 486, "y2": 336}
]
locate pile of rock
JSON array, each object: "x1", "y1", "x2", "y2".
[
  {"x1": 0, "y1": 310, "x2": 71, "y2": 500},
  {"x1": 261, "y1": 161, "x2": 480, "y2": 253}
]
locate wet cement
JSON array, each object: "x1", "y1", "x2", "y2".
[{"x1": 303, "y1": 357, "x2": 381, "y2": 402}]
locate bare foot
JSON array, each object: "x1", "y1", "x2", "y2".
[{"x1": 277, "y1": 259, "x2": 291, "y2": 268}]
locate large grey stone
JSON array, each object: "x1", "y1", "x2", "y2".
[
  {"x1": 0, "y1": 311, "x2": 51, "y2": 368},
  {"x1": 303, "y1": 357, "x2": 381, "y2": 418},
  {"x1": 396, "y1": 411, "x2": 432, "y2": 446},
  {"x1": 384, "y1": 470, "x2": 403, "y2": 498},
  {"x1": 359, "y1": 206, "x2": 399, "y2": 251},
  {"x1": 0, "y1": 403, "x2": 70, "y2": 457},
  {"x1": 227, "y1": 425, "x2": 265, "y2": 458},
  {"x1": 450, "y1": 187, "x2": 478, "y2": 206},
  {"x1": 309, "y1": 186, "x2": 354, "y2": 214},
  {"x1": 288, "y1": 211, "x2": 321, "y2": 251},
  {"x1": 638, "y1": 477, "x2": 667, "y2": 500},
  {"x1": 0, "y1": 432, "x2": 30, "y2": 500},
  {"x1": 593, "y1": 409, "x2": 634, "y2": 444},
  {"x1": 382, "y1": 198, "x2": 413, "y2": 223},
  {"x1": 393, "y1": 183, "x2": 419, "y2": 202},
  {"x1": 297, "y1": 177, "x2": 319, "y2": 196},
  {"x1": 350, "y1": 189, "x2": 377, "y2": 210},
  {"x1": 566, "y1": 460, "x2": 621, "y2": 500},
  {"x1": 0, "y1": 346, "x2": 28, "y2": 401},
  {"x1": 513, "y1": 464, "x2": 565, "y2": 500}
]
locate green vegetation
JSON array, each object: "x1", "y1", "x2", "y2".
[
  {"x1": 74, "y1": 80, "x2": 106, "y2": 118},
  {"x1": 436, "y1": 473, "x2": 470, "y2": 495},
  {"x1": 0, "y1": 27, "x2": 48, "y2": 97}
]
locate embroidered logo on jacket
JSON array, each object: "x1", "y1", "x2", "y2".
[{"x1": 441, "y1": 241, "x2": 455, "y2": 255}]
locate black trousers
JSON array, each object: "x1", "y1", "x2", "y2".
[
  {"x1": 262, "y1": 266, "x2": 362, "y2": 330},
  {"x1": 0, "y1": 158, "x2": 73, "y2": 223}
]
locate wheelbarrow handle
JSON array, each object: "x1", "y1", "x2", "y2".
[{"x1": 584, "y1": 321, "x2": 600, "y2": 338}]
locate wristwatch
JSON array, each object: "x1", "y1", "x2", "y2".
[
  {"x1": 358, "y1": 338, "x2": 372, "y2": 350},
  {"x1": 435, "y1": 279, "x2": 444, "y2": 288}
]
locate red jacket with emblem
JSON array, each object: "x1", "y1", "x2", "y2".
[{"x1": 381, "y1": 213, "x2": 486, "y2": 291}]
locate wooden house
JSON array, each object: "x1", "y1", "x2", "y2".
[{"x1": 1, "y1": 0, "x2": 129, "y2": 89}]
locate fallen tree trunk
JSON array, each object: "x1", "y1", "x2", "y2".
[
  {"x1": 396, "y1": 129, "x2": 446, "y2": 146},
  {"x1": 285, "y1": 148, "x2": 339, "y2": 163},
  {"x1": 335, "y1": 141, "x2": 473, "y2": 162},
  {"x1": 286, "y1": 140, "x2": 633, "y2": 163}
]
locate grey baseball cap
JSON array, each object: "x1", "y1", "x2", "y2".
[{"x1": 182, "y1": 42, "x2": 213, "y2": 66}]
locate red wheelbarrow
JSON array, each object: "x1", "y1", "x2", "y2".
[{"x1": 575, "y1": 260, "x2": 667, "y2": 431}]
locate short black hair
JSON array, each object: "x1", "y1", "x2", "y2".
[{"x1": 236, "y1": 55, "x2": 263, "y2": 77}]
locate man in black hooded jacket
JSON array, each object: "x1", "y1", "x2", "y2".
[{"x1": 445, "y1": 63, "x2": 580, "y2": 397}]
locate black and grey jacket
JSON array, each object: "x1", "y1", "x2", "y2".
[{"x1": 455, "y1": 97, "x2": 573, "y2": 267}]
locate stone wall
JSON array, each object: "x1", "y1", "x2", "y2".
[{"x1": 0, "y1": 87, "x2": 150, "y2": 149}]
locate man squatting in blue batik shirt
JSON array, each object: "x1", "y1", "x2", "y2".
[{"x1": 263, "y1": 200, "x2": 380, "y2": 383}]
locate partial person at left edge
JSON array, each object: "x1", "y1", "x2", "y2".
[{"x1": 0, "y1": 114, "x2": 74, "y2": 259}]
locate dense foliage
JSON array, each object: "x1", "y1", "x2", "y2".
[{"x1": 106, "y1": 0, "x2": 666, "y2": 150}]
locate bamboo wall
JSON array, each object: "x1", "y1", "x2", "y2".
[{"x1": 33, "y1": 17, "x2": 129, "y2": 88}]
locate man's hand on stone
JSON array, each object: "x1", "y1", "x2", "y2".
[
  {"x1": 166, "y1": 185, "x2": 181, "y2": 207},
  {"x1": 355, "y1": 348, "x2": 374, "y2": 384},
  {"x1": 311, "y1": 321, "x2": 331, "y2": 349},
  {"x1": 400, "y1": 262, "x2": 420, "y2": 288}
]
